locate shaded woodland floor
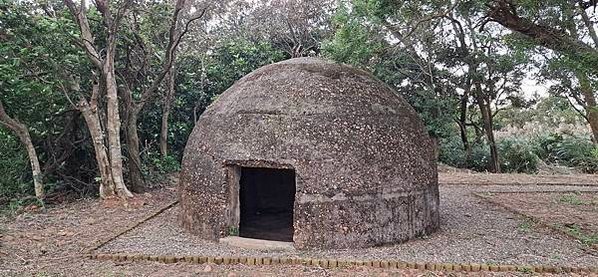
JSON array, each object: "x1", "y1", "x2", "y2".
[{"x1": 1, "y1": 172, "x2": 598, "y2": 276}]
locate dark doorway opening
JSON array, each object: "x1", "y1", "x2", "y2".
[{"x1": 239, "y1": 167, "x2": 295, "y2": 242}]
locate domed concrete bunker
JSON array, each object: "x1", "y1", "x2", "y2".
[{"x1": 179, "y1": 57, "x2": 439, "y2": 250}]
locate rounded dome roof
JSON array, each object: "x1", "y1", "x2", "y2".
[
  {"x1": 179, "y1": 57, "x2": 439, "y2": 249},
  {"x1": 205, "y1": 57, "x2": 419, "y2": 121}
]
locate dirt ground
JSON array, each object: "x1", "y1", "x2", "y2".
[
  {"x1": 439, "y1": 172, "x2": 598, "y2": 186},
  {"x1": 0, "y1": 184, "x2": 178, "y2": 275},
  {"x1": 485, "y1": 191, "x2": 598, "y2": 248},
  {"x1": 1, "y1": 173, "x2": 598, "y2": 276}
]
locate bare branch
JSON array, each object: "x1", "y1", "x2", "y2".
[
  {"x1": 63, "y1": 0, "x2": 103, "y2": 69},
  {"x1": 138, "y1": 5, "x2": 207, "y2": 108},
  {"x1": 560, "y1": 94, "x2": 589, "y2": 121},
  {"x1": 486, "y1": 0, "x2": 597, "y2": 61},
  {"x1": 577, "y1": 1, "x2": 598, "y2": 46},
  {"x1": 400, "y1": 1, "x2": 460, "y2": 40}
]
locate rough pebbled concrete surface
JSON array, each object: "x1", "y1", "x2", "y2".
[{"x1": 179, "y1": 57, "x2": 439, "y2": 249}]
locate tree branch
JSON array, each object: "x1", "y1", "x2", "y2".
[
  {"x1": 486, "y1": 0, "x2": 597, "y2": 68},
  {"x1": 577, "y1": 1, "x2": 598, "y2": 46},
  {"x1": 136, "y1": 4, "x2": 206, "y2": 110},
  {"x1": 63, "y1": 0, "x2": 103, "y2": 70}
]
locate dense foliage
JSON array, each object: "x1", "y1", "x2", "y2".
[{"x1": 1, "y1": 0, "x2": 597, "y2": 207}]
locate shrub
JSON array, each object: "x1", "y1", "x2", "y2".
[
  {"x1": 530, "y1": 134, "x2": 598, "y2": 173},
  {"x1": 469, "y1": 143, "x2": 491, "y2": 172},
  {"x1": 151, "y1": 154, "x2": 181, "y2": 174},
  {"x1": 0, "y1": 131, "x2": 31, "y2": 205},
  {"x1": 141, "y1": 151, "x2": 181, "y2": 185},
  {"x1": 570, "y1": 145, "x2": 598, "y2": 173},
  {"x1": 498, "y1": 138, "x2": 539, "y2": 173},
  {"x1": 529, "y1": 132, "x2": 563, "y2": 162},
  {"x1": 439, "y1": 136, "x2": 490, "y2": 172},
  {"x1": 439, "y1": 136, "x2": 467, "y2": 168}
]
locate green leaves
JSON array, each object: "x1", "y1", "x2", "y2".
[{"x1": 0, "y1": 129, "x2": 31, "y2": 200}]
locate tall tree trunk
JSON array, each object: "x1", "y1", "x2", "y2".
[
  {"x1": 78, "y1": 100, "x2": 116, "y2": 198},
  {"x1": 160, "y1": 104, "x2": 171, "y2": 157},
  {"x1": 160, "y1": 66, "x2": 176, "y2": 158},
  {"x1": 458, "y1": 91, "x2": 472, "y2": 162},
  {"x1": 64, "y1": 0, "x2": 134, "y2": 199},
  {"x1": 121, "y1": 86, "x2": 144, "y2": 192},
  {"x1": 579, "y1": 73, "x2": 598, "y2": 144},
  {"x1": 0, "y1": 101, "x2": 44, "y2": 201},
  {"x1": 104, "y1": 60, "x2": 133, "y2": 198},
  {"x1": 126, "y1": 110, "x2": 144, "y2": 192},
  {"x1": 21, "y1": 131, "x2": 44, "y2": 200},
  {"x1": 475, "y1": 91, "x2": 501, "y2": 173}
]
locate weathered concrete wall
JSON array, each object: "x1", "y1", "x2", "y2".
[{"x1": 179, "y1": 57, "x2": 439, "y2": 249}]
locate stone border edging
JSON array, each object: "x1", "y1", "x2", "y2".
[
  {"x1": 86, "y1": 253, "x2": 598, "y2": 274},
  {"x1": 86, "y1": 200, "x2": 179, "y2": 253}
]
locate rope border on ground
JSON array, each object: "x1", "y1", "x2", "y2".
[{"x1": 85, "y1": 200, "x2": 179, "y2": 253}]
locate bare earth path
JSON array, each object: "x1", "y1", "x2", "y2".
[
  {"x1": 439, "y1": 172, "x2": 598, "y2": 186},
  {"x1": 100, "y1": 184, "x2": 598, "y2": 266},
  {"x1": 1, "y1": 172, "x2": 597, "y2": 276}
]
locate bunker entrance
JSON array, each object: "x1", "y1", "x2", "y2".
[{"x1": 239, "y1": 167, "x2": 295, "y2": 242}]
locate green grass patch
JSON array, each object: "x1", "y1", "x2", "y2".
[
  {"x1": 479, "y1": 192, "x2": 494, "y2": 198},
  {"x1": 517, "y1": 266, "x2": 534, "y2": 274},
  {"x1": 228, "y1": 226, "x2": 239, "y2": 236},
  {"x1": 558, "y1": 192, "x2": 585, "y2": 205},
  {"x1": 0, "y1": 197, "x2": 43, "y2": 217},
  {"x1": 518, "y1": 219, "x2": 533, "y2": 233},
  {"x1": 563, "y1": 224, "x2": 598, "y2": 246}
]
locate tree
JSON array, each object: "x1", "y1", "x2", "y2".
[
  {"x1": 214, "y1": 0, "x2": 334, "y2": 58},
  {"x1": 160, "y1": 65, "x2": 176, "y2": 158},
  {"x1": 486, "y1": 0, "x2": 598, "y2": 143},
  {"x1": 63, "y1": 0, "x2": 134, "y2": 198},
  {"x1": 324, "y1": 0, "x2": 459, "y2": 143},
  {"x1": 62, "y1": 0, "x2": 206, "y2": 194},
  {"x1": 0, "y1": 0, "x2": 112, "y2": 200},
  {"x1": 0, "y1": 0, "x2": 80, "y2": 201},
  {"x1": 245, "y1": 0, "x2": 334, "y2": 57},
  {"x1": 0, "y1": 101, "x2": 44, "y2": 201},
  {"x1": 324, "y1": 0, "x2": 529, "y2": 172},
  {"x1": 0, "y1": 1, "x2": 47, "y2": 201},
  {"x1": 447, "y1": 1, "x2": 528, "y2": 172},
  {"x1": 486, "y1": 0, "x2": 598, "y2": 72},
  {"x1": 117, "y1": 0, "x2": 206, "y2": 190}
]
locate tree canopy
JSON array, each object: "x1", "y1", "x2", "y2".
[{"x1": 1, "y1": 0, "x2": 597, "y2": 207}]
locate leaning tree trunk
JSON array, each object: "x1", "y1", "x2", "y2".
[
  {"x1": 159, "y1": 103, "x2": 171, "y2": 157},
  {"x1": 121, "y1": 85, "x2": 145, "y2": 192},
  {"x1": 477, "y1": 95, "x2": 501, "y2": 173},
  {"x1": 104, "y1": 60, "x2": 133, "y2": 198},
  {"x1": 21, "y1": 130, "x2": 44, "y2": 200},
  {"x1": 125, "y1": 110, "x2": 145, "y2": 192},
  {"x1": 579, "y1": 74, "x2": 598, "y2": 144},
  {"x1": 160, "y1": 66, "x2": 176, "y2": 158},
  {"x1": 586, "y1": 104, "x2": 598, "y2": 145},
  {"x1": 79, "y1": 101, "x2": 117, "y2": 198},
  {"x1": 458, "y1": 90, "x2": 472, "y2": 162},
  {"x1": 0, "y1": 101, "x2": 44, "y2": 201}
]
